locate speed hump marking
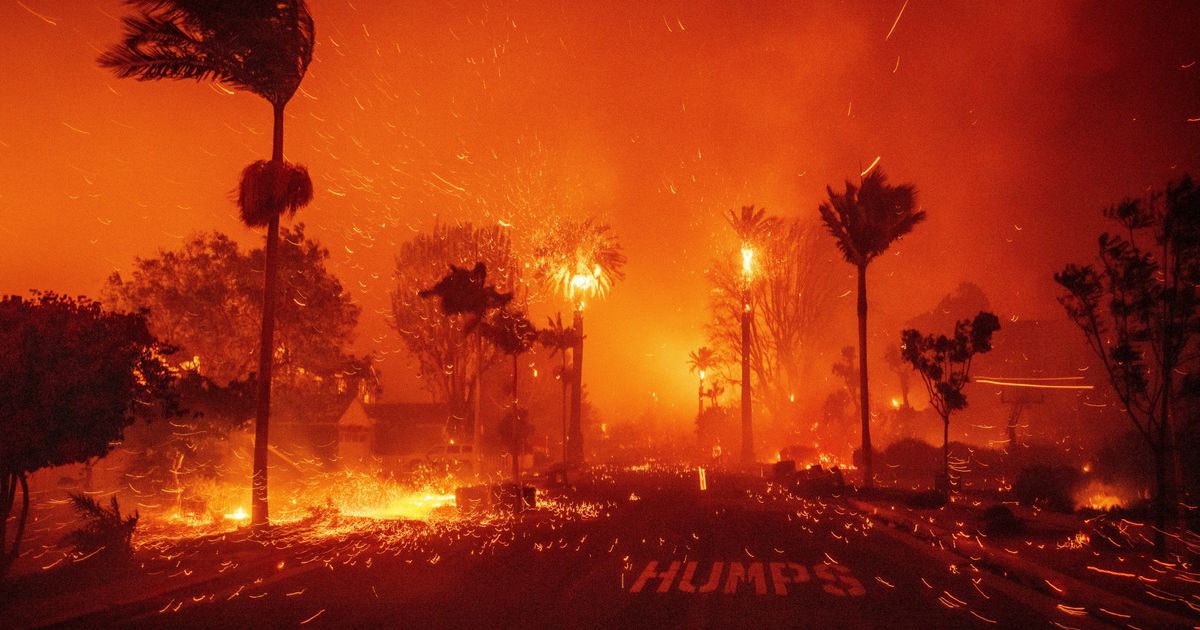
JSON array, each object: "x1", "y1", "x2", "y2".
[{"x1": 629, "y1": 561, "x2": 866, "y2": 597}]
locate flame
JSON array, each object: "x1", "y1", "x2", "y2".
[
  {"x1": 1075, "y1": 481, "x2": 1129, "y2": 511},
  {"x1": 741, "y1": 246, "x2": 754, "y2": 276},
  {"x1": 223, "y1": 506, "x2": 248, "y2": 521}
]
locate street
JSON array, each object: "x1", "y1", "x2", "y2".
[{"x1": 41, "y1": 468, "x2": 1071, "y2": 629}]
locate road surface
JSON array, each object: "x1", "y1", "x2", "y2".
[{"x1": 46, "y1": 468, "x2": 1070, "y2": 628}]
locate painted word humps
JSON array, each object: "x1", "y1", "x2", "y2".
[{"x1": 629, "y1": 560, "x2": 866, "y2": 596}]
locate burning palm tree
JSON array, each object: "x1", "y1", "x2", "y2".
[
  {"x1": 726, "y1": 206, "x2": 779, "y2": 464},
  {"x1": 533, "y1": 218, "x2": 626, "y2": 464},
  {"x1": 818, "y1": 167, "x2": 924, "y2": 488},
  {"x1": 100, "y1": 0, "x2": 316, "y2": 528},
  {"x1": 687, "y1": 346, "x2": 719, "y2": 420}
]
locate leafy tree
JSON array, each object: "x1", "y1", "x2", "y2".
[
  {"x1": 901, "y1": 311, "x2": 1000, "y2": 492},
  {"x1": 100, "y1": 0, "x2": 317, "y2": 528},
  {"x1": 1056, "y1": 175, "x2": 1200, "y2": 555},
  {"x1": 532, "y1": 218, "x2": 627, "y2": 463},
  {"x1": 0, "y1": 293, "x2": 175, "y2": 576},
  {"x1": 105, "y1": 227, "x2": 364, "y2": 500},
  {"x1": 819, "y1": 167, "x2": 925, "y2": 487},
  {"x1": 394, "y1": 223, "x2": 519, "y2": 440}
]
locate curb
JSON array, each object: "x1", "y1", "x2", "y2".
[{"x1": 848, "y1": 498, "x2": 1198, "y2": 629}]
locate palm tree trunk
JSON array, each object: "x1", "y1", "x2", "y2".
[
  {"x1": 569, "y1": 308, "x2": 584, "y2": 464},
  {"x1": 0, "y1": 472, "x2": 29, "y2": 577},
  {"x1": 741, "y1": 284, "x2": 754, "y2": 464},
  {"x1": 512, "y1": 352, "x2": 521, "y2": 513},
  {"x1": 473, "y1": 330, "x2": 483, "y2": 477},
  {"x1": 942, "y1": 416, "x2": 950, "y2": 493},
  {"x1": 561, "y1": 352, "x2": 568, "y2": 485},
  {"x1": 857, "y1": 263, "x2": 872, "y2": 488},
  {"x1": 251, "y1": 103, "x2": 285, "y2": 529}
]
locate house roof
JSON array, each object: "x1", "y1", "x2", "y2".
[{"x1": 337, "y1": 400, "x2": 452, "y2": 457}]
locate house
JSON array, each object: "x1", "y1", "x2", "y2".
[{"x1": 335, "y1": 396, "x2": 452, "y2": 472}]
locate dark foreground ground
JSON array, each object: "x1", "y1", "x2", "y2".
[{"x1": 3, "y1": 467, "x2": 1137, "y2": 628}]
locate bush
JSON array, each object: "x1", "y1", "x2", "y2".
[
  {"x1": 905, "y1": 489, "x2": 948, "y2": 509},
  {"x1": 1012, "y1": 465, "x2": 1081, "y2": 513},
  {"x1": 981, "y1": 504, "x2": 1024, "y2": 536},
  {"x1": 61, "y1": 494, "x2": 139, "y2": 564},
  {"x1": 881, "y1": 439, "x2": 939, "y2": 477}
]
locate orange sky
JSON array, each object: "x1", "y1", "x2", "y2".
[{"x1": 2, "y1": 1, "x2": 1199, "y2": 419}]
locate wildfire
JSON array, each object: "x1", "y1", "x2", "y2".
[
  {"x1": 223, "y1": 506, "x2": 249, "y2": 521},
  {"x1": 1074, "y1": 481, "x2": 1130, "y2": 511}
]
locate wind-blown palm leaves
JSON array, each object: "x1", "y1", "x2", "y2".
[
  {"x1": 818, "y1": 167, "x2": 925, "y2": 488},
  {"x1": 100, "y1": 0, "x2": 317, "y2": 528},
  {"x1": 818, "y1": 169, "x2": 924, "y2": 268},
  {"x1": 97, "y1": 1, "x2": 314, "y2": 108},
  {"x1": 687, "y1": 346, "x2": 718, "y2": 377}
]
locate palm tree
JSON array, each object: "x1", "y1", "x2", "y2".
[
  {"x1": 533, "y1": 218, "x2": 626, "y2": 464},
  {"x1": 687, "y1": 346, "x2": 718, "y2": 421},
  {"x1": 540, "y1": 314, "x2": 579, "y2": 484},
  {"x1": 818, "y1": 168, "x2": 924, "y2": 488},
  {"x1": 100, "y1": 0, "x2": 316, "y2": 527},
  {"x1": 725, "y1": 206, "x2": 779, "y2": 464},
  {"x1": 482, "y1": 309, "x2": 538, "y2": 512}
]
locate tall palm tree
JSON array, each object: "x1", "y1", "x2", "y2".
[
  {"x1": 687, "y1": 346, "x2": 718, "y2": 420},
  {"x1": 818, "y1": 168, "x2": 924, "y2": 488},
  {"x1": 540, "y1": 314, "x2": 579, "y2": 484},
  {"x1": 100, "y1": 0, "x2": 316, "y2": 527},
  {"x1": 533, "y1": 218, "x2": 626, "y2": 464},
  {"x1": 725, "y1": 206, "x2": 779, "y2": 464}
]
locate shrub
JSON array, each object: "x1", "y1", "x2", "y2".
[
  {"x1": 1012, "y1": 465, "x2": 1081, "y2": 513},
  {"x1": 981, "y1": 504, "x2": 1024, "y2": 536},
  {"x1": 61, "y1": 494, "x2": 139, "y2": 564},
  {"x1": 905, "y1": 489, "x2": 948, "y2": 509}
]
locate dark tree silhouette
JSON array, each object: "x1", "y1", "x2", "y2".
[
  {"x1": 819, "y1": 167, "x2": 925, "y2": 487},
  {"x1": 540, "y1": 314, "x2": 580, "y2": 483},
  {"x1": 1056, "y1": 175, "x2": 1200, "y2": 556},
  {"x1": 395, "y1": 224, "x2": 518, "y2": 444},
  {"x1": 100, "y1": 0, "x2": 317, "y2": 529},
  {"x1": 901, "y1": 311, "x2": 1000, "y2": 493},
  {"x1": 483, "y1": 309, "x2": 539, "y2": 511},
  {"x1": 0, "y1": 293, "x2": 175, "y2": 576}
]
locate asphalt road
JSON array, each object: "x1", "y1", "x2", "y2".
[{"x1": 55, "y1": 468, "x2": 1066, "y2": 629}]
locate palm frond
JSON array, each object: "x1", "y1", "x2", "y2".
[
  {"x1": 817, "y1": 167, "x2": 924, "y2": 266},
  {"x1": 237, "y1": 160, "x2": 313, "y2": 228},
  {"x1": 100, "y1": 0, "x2": 314, "y2": 106}
]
